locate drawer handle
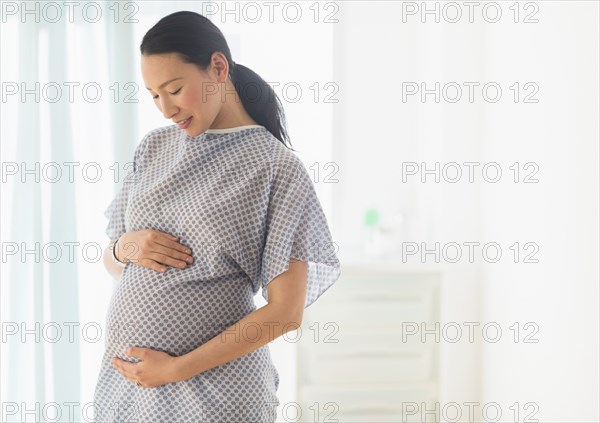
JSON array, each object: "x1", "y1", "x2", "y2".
[
  {"x1": 353, "y1": 295, "x2": 423, "y2": 302},
  {"x1": 342, "y1": 404, "x2": 403, "y2": 414},
  {"x1": 324, "y1": 350, "x2": 422, "y2": 359}
]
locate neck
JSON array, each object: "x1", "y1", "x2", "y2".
[{"x1": 209, "y1": 78, "x2": 258, "y2": 130}]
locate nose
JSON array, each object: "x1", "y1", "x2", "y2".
[{"x1": 159, "y1": 97, "x2": 178, "y2": 120}]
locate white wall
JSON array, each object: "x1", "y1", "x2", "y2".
[
  {"x1": 332, "y1": 0, "x2": 487, "y2": 411},
  {"x1": 332, "y1": 1, "x2": 599, "y2": 421},
  {"x1": 480, "y1": 3, "x2": 599, "y2": 421}
]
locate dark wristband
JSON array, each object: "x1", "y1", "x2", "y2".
[{"x1": 112, "y1": 237, "x2": 127, "y2": 265}]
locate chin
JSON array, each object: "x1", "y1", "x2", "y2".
[{"x1": 185, "y1": 126, "x2": 202, "y2": 137}]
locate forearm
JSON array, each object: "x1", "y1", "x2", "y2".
[{"x1": 174, "y1": 303, "x2": 301, "y2": 381}]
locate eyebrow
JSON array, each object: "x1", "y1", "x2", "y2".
[{"x1": 145, "y1": 77, "x2": 184, "y2": 91}]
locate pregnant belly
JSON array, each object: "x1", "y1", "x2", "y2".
[{"x1": 103, "y1": 263, "x2": 256, "y2": 362}]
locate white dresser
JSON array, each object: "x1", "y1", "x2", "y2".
[{"x1": 296, "y1": 264, "x2": 441, "y2": 422}]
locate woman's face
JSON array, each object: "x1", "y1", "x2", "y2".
[{"x1": 141, "y1": 52, "x2": 227, "y2": 137}]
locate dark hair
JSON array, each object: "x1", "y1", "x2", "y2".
[{"x1": 140, "y1": 11, "x2": 294, "y2": 151}]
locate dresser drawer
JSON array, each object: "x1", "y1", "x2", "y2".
[
  {"x1": 305, "y1": 295, "x2": 436, "y2": 329},
  {"x1": 329, "y1": 269, "x2": 440, "y2": 301},
  {"x1": 297, "y1": 268, "x2": 442, "y2": 422},
  {"x1": 299, "y1": 328, "x2": 437, "y2": 384},
  {"x1": 297, "y1": 384, "x2": 438, "y2": 423},
  {"x1": 305, "y1": 271, "x2": 440, "y2": 328}
]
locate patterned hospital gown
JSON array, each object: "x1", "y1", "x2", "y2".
[{"x1": 92, "y1": 124, "x2": 341, "y2": 422}]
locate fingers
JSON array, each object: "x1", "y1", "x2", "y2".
[
  {"x1": 139, "y1": 257, "x2": 169, "y2": 273},
  {"x1": 145, "y1": 252, "x2": 188, "y2": 270},
  {"x1": 151, "y1": 240, "x2": 194, "y2": 268},
  {"x1": 154, "y1": 236, "x2": 194, "y2": 259},
  {"x1": 112, "y1": 357, "x2": 137, "y2": 380},
  {"x1": 144, "y1": 231, "x2": 194, "y2": 272},
  {"x1": 129, "y1": 230, "x2": 195, "y2": 272}
]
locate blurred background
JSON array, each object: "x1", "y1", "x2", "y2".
[{"x1": 1, "y1": 1, "x2": 598, "y2": 422}]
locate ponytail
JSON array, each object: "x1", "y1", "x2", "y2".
[{"x1": 230, "y1": 62, "x2": 293, "y2": 151}]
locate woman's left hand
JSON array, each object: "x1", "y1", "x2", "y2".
[{"x1": 112, "y1": 347, "x2": 184, "y2": 388}]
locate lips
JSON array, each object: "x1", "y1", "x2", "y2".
[{"x1": 177, "y1": 117, "x2": 192, "y2": 129}]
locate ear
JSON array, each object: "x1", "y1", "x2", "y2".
[{"x1": 209, "y1": 51, "x2": 230, "y2": 83}]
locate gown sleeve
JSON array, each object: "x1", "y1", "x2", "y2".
[
  {"x1": 103, "y1": 134, "x2": 150, "y2": 243},
  {"x1": 258, "y1": 152, "x2": 341, "y2": 309}
]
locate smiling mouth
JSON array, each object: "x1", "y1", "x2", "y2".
[{"x1": 177, "y1": 117, "x2": 192, "y2": 129}]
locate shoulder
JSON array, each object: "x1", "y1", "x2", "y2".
[
  {"x1": 144, "y1": 123, "x2": 180, "y2": 139},
  {"x1": 257, "y1": 129, "x2": 303, "y2": 173},
  {"x1": 135, "y1": 124, "x2": 181, "y2": 157},
  {"x1": 141, "y1": 123, "x2": 180, "y2": 147},
  {"x1": 259, "y1": 131, "x2": 312, "y2": 190},
  {"x1": 237, "y1": 127, "x2": 305, "y2": 182}
]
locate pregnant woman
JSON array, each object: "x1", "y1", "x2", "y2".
[{"x1": 92, "y1": 10, "x2": 341, "y2": 423}]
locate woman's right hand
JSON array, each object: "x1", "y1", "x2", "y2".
[{"x1": 116, "y1": 229, "x2": 194, "y2": 272}]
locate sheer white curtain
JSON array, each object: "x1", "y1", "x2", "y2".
[
  {"x1": 1, "y1": 4, "x2": 141, "y2": 419},
  {"x1": 1, "y1": 2, "x2": 334, "y2": 421}
]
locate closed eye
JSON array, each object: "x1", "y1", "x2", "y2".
[{"x1": 152, "y1": 87, "x2": 182, "y2": 99}]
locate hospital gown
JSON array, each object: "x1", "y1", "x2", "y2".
[{"x1": 92, "y1": 124, "x2": 341, "y2": 422}]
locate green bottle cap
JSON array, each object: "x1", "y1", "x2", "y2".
[{"x1": 364, "y1": 208, "x2": 380, "y2": 227}]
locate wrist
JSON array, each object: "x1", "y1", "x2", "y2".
[
  {"x1": 111, "y1": 237, "x2": 127, "y2": 266},
  {"x1": 171, "y1": 354, "x2": 194, "y2": 382}
]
